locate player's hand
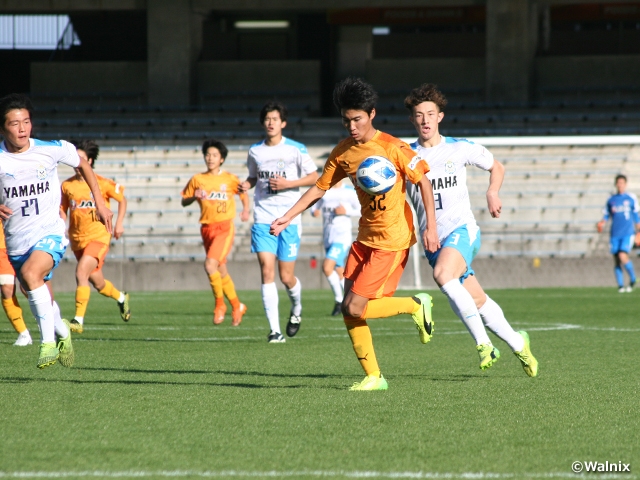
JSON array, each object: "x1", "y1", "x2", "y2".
[
  {"x1": 635, "y1": 231, "x2": 640, "y2": 247},
  {"x1": 334, "y1": 205, "x2": 347, "y2": 215},
  {"x1": 0, "y1": 205, "x2": 13, "y2": 220},
  {"x1": 269, "y1": 175, "x2": 289, "y2": 191},
  {"x1": 240, "y1": 210, "x2": 250, "y2": 222},
  {"x1": 597, "y1": 220, "x2": 605, "y2": 233},
  {"x1": 114, "y1": 221, "x2": 125, "y2": 240},
  {"x1": 95, "y1": 205, "x2": 114, "y2": 234},
  {"x1": 487, "y1": 192, "x2": 502, "y2": 218},
  {"x1": 270, "y1": 216, "x2": 291, "y2": 237},
  {"x1": 238, "y1": 181, "x2": 251, "y2": 193},
  {"x1": 423, "y1": 228, "x2": 440, "y2": 254},
  {"x1": 194, "y1": 188, "x2": 207, "y2": 199}
]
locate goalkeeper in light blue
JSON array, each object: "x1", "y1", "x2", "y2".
[{"x1": 597, "y1": 174, "x2": 640, "y2": 293}]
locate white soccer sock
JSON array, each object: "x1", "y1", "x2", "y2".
[
  {"x1": 52, "y1": 301, "x2": 69, "y2": 339},
  {"x1": 326, "y1": 271, "x2": 344, "y2": 302},
  {"x1": 74, "y1": 316, "x2": 84, "y2": 325},
  {"x1": 441, "y1": 279, "x2": 491, "y2": 345},
  {"x1": 340, "y1": 277, "x2": 345, "y2": 289},
  {"x1": 118, "y1": 292, "x2": 125, "y2": 303},
  {"x1": 286, "y1": 277, "x2": 302, "y2": 317},
  {"x1": 28, "y1": 285, "x2": 55, "y2": 344},
  {"x1": 261, "y1": 283, "x2": 281, "y2": 334},
  {"x1": 479, "y1": 295, "x2": 525, "y2": 352}
]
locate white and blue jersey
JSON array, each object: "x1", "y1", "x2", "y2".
[
  {"x1": 0, "y1": 138, "x2": 79, "y2": 256},
  {"x1": 247, "y1": 136, "x2": 317, "y2": 225}
]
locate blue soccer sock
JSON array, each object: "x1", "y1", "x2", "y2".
[
  {"x1": 614, "y1": 266, "x2": 624, "y2": 288},
  {"x1": 624, "y1": 261, "x2": 636, "y2": 285}
]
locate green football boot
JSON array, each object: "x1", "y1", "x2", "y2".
[
  {"x1": 119, "y1": 292, "x2": 131, "y2": 322},
  {"x1": 349, "y1": 374, "x2": 388, "y2": 391},
  {"x1": 411, "y1": 293, "x2": 434, "y2": 344},
  {"x1": 514, "y1": 331, "x2": 538, "y2": 377},
  {"x1": 477, "y1": 343, "x2": 500, "y2": 370},
  {"x1": 37, "y1": 342, "x2": 59, "y2": 369},
  {"x1": 57, "y1": 319, "x2": 75, "y2": 368}
]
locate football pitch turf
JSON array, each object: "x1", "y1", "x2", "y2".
[{"x1": 0, "y1": 287, "x2": 638, "y2": 479}]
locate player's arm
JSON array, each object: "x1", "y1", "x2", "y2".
[
  {"x1": 181, "y1": 178, "x2": 206, "y2": 207},
  {"x1": 597, "y1": 206, "x2": 610, "y2": 233},
  {"x1": 416, "y1": 175, "x2": 440, "y2": 253},
  {"x1": 270, "y1": 185, "x2": 326, "y2": 236},
  {"x1": 238, "y1": 177, "x2": 257, "y2": 193},
  {"x1": 113, "y1": 195, "x2": 127, "y2": 240},
  {"x1": 239, "y1": 192, "x2": 250, "y2": 222},
  {"x1": 486, "y1": 159, "x2": 504, "y2": 218},
  {"x1": 269, "y1": 171, "x2": 319, "y2": 191},
  {"x1": 77, "y1": 157, "x2": 113, "y2": 233},
  {"x1": 59, "y1": 189, "x2": 69, "y2": 221}
]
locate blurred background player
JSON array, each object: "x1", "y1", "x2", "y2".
[
  {"x1": 0, "y1": 93, "x2": 112, "y2": 369},
  {"x1": 0, "y1": 225, "x2": 31, "y2": 346},
  {"x1": 597, "y1": 174, "x2": 640, "y2": 293},
  {"x1": 310, "y1": 179, "x2": 359, "y2": 315},
  {"x1": 239, "y1": 101, "x2": 318, "y2": 343},
  {"x1": 405, "y1": 84, "x2": 538, "y2": 377},
  {"x1": 182, "y1": 139, "x2": 250, "y2": 325},
  {"x1": 60, "y1": 140, "x2": 130, "y2": 333},
  {"x1": 270, "y1": 77, "x2": 439, "y2": 390}
]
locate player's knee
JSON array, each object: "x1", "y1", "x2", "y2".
[
  {"x1": 342, "y1": 300, "x2": 364, "y2": 319},
  {"x1": 20, "y1": 269, "x2": 41, "y2": 290},
  {"x1": 322, "y1": 264, "x2": 334, "y2": 277},
  {"x1": 0, "y1": 282, "x2": 14, "y2": 299},
  {"x1": 432, "y1": 267, "x2": 453, "y2": 287}
]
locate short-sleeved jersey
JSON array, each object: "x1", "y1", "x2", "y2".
[
  {"x1": 0, "y1": 139, "x2": 80, "y2": 255},
  {"x1": 310, "y1": 184, "x2": 360, "y2": 248},
  {"x1": 406, "y1": 136, "x2": 494, "y2": 243},
  {"x1": 603, "y1": 192, "x2": 639, "y2": 237},
  {"x1": 247, "y1": 137, "x2": 317, "y2": 225},
  {"x1": 182, "y1": 170, "x2": 242, "y2": 224},
  {"x1": 61, "y1": 174, "x2": 125, "y2": 250},
  {"x1": 316, "y1": 130, "x2": 428, "y2": 251},
  {"x1": 0, "y1": 224, "x2": 5, "y2": 250}
]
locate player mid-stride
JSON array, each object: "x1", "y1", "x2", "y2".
[
  {"x1": 271, "y1": 78, "x2": 440, "y2": 390},
  {"x1": 404, "y1": 83, "x2": 538, "y2": 377},
  {"x1": 0, "y1": 225, "x2": 31, "y2": 345},
  {"x1": 597, "y1": 174, "x2": 640, "y2": 293},
  {"x1": 60, "y1": 140, "x2": 130, "y2": 333},
  {"x1": 0, "y1": 94, "x2": 113, "y2": 369}
]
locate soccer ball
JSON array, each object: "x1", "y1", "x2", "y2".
[{"x1": 356, "y1": 156, "x2": 397, "y2": 195}]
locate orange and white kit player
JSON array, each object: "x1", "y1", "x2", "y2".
[
  {"x1": 60, "y1": 140, "x2": 130, "y2": 333},
  {"x1": 182, "y1": 139, "x2": 250, "y2": 325},
  {"x1": 0, "y1": 226, "x2": 31, "y2": 345}
]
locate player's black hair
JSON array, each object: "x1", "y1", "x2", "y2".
[
  {"x1": 259, "y1": 101, "x2": 288, "y2": 124},
  {"x1": 332, "y1": 77, "x2": 378, "y2": 115},
  {"x1": 202, "y1": 139, "x2": 228, "y2": 161},
  {"x1": 404, "y1": 83, "x2": 448, "y2": 112},
  {"x1": 72, "y1": 139, "x2": 100, "y2": 166},
  {"x1": 0, "y1": 93, "x2": 33, "y2": 125},
  {"x1": 615, "y1": 174, "x2": 627, "y2": 183}
]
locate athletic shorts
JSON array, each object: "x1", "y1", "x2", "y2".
[
  {"x1": 74, "y1": 240, "x2": 110, "y2": 272},
  {"x1": 251, "y1": 223, "x2": 300, "y2": 261},
  {"x1": 425, "y1": 225, "x2": 482, "y2": 283},
  {"x1": 344, "y1": 241, "x2": 409, "y2": 299},
  {"x1": 201, "y1": 220, "x2": 235, "y2": 263},
  {"x1": 610, "y1": 235, "x2": 635, "y2": 255},
  {"x1": 0, "y1": 248, "x2": 16, "y2": 285},
  {"x1": 326, "y1": 243, "x2": 349, "y2": 268},
  {"x1": 9, "y1": 235, "x2": 68, "y2": 282}
]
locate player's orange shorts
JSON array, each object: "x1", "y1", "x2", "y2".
[
  {"x1": 201, "y1": 219, "x2": 235, "y2": 263},
  {"x1": 344, "y1": 241, "x2": 410, "y2": 299},
  {"x1": 74, "y1": 241, "x2": 110, "y2": 272},
  {"x1": 0, "y1": 248, "x2": 16, "y2": 277}
]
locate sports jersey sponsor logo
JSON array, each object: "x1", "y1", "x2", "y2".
[
  {"x1": 36, "y1": 165, "x2": 47, "y2": 180},
  {"x1": 207, "y1": 192, "x2": 228, "y2": 200},
  {"x1": 611, "y1": 201, "x2": 631, "y2": 214},
  {"x1": 3, "y1": 181, "x2": 50, "y2": 198},
  {"x1": 75, "y1": 200, "x2": 96, "y2": 209},
  {"x1": 258, "y1": 171, "x2": 287, "y2": 179},
  {"x1": 408, "y1": 156, "x2": 422, "y2": 170},
  {"x1": 431, "y1": 176, "x2": 458, "y2": 191},
  {"x1": 444, "y1": 160, "x2": 456, "y2": 175}
]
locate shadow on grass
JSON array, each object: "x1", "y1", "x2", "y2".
[{"x1": 76, "y1": 366, "x2": 344, "y2": 379}]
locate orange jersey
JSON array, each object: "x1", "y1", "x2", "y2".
[
  {"x1": 61, "y1": 174, "x2": 125, "y2": 250},
  {"x1": 182, "y1": 171, "x2": 243, "y2": 224},
  {"x1": 316, "y1": 130, "x2": 429, "y2": 251},
  {"x1": 0, "y1": 225, "x2": 5, "y2": 250}
]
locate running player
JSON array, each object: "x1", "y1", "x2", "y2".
[
  {"x1": 270, "y1": 78, "x2": 439, "y2": 390},
  {"x1": 182, "y1": 139, "x2": 250, "y2": 325},
  {"x1": 60, "y1": 140, "x2": 130, "y2": 333},
  {"x1": 239, "y1": 101, "x2": 318, "y2": 343},
  {"x1": 0, "y1": 225, "x2": 31, "y2": 345},
  {"x1": 309, "y1": 180, "x2": 359, "y2": 316},
  {"x1": 0, "y1": 93, "x2": 113, "y2": 369},
  {"x1": 597, "y1": 174, "x2": 640, "y2": 292},
  {"x1": 404, "y1": 83, "x2": 538, "y2": 377}
]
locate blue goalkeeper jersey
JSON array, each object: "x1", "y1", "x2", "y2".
[{"x1": 603, "y1": 193, "x2": 639, "y2": 237}]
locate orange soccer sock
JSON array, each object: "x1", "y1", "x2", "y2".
[
  {"x1": 361, "y1": 296, "x2": 420, "y2": 320},
  {"x1": 344, "y1": 316, "x2": 380, "y2": 376},
  {"x1": 75, "y1": 286, "x2": 91, "y2": 319},
  {"x1": 2, "y1": 296, "x2": 26, "y2": 333},
  {"x1": 221, "y1": 274, "x2": 240, "y2": 309},
  {"x1": 208, "y1": 272, "x2": 224, "y2": 302},
  {"x1": 99, "y1": 280, "x2": 122, "y2": 302}
]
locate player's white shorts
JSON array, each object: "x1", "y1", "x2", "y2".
[
  {"x1": 251, "y1": 223, "x2": 300, "y2": 261},
  {"x1": 425, "y1": 225, "x2": 481, "y2": 283}
]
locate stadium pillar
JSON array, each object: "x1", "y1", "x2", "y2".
[
  {"x1": 335, "y1": 26, "x2": 372, "y2": 78},
  {"x1": 147, "y1": 0, "x2": 199, "y2": 106},
  {"x1": 486, "y1": 0, "x2": 537, "y2": 105}
]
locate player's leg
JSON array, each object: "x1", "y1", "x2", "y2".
[
  {"x1": 205, "y1": 257, "x2": 225, "y2": 324},
  {"x1": 218, "y1": 263, "x2": 247, "y2": 327},
  {"x1": 277, "y1": 225, "x2": 303, "y2": 338},
  {"x1": 252, "y1": 223, "x2": 282, "y2": 341},
  {"x1": 72, "y1": 249, "x2": 97, "y2": 332},
  {"x1": 619, "y1": 237, "x2": 636, "y2": 291},
  {"x1": 611, "y1": 238, "x2": 625, "y2": 291},
  {"x1": 1, "y1": 280, "x2": 31, "y2": 346},
  {"x1": 207, "y1": 221, "x2": 237, "y2": 324},
  {"x1": 324, "y1": 244, "x2": 346, "y2": 316}
]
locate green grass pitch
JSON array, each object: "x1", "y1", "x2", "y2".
[{"x1": 0, "y1": 287, "x2": 638, "y2": 479}]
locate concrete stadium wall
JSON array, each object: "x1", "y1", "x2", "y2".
[
  {"x1": 49, "y1": 256, "x2": 636, "y2": 293},
  {"x1": 30, "y1": 62, "x2": 147, "y2": 94},
  {"x1": 535, "y1": 55, "x2": 640, "y2": 89}
]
